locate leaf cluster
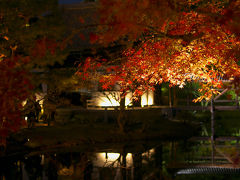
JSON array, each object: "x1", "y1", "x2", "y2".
[{"x1": 78, "y1": 0, "x2": 240, "y2": 102}]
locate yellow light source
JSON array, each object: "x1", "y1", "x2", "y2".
[
  {"x1": 141, "y1": 90, "x2": 154, "y2": 107},
  {"x1": 125, "y1": 91, "x2": 133, "y2": 106},
  {"x1": 97, "y1": 96, "x2": 120, "y2": 106},
  {"x1": 94, "y1": 91, "x2": 120, "y2": 107}
]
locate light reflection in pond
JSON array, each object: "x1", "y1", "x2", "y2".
[
  {"x1": 1, "y1": 140, "x2": 240, "y2": 179},
  {"x1": 95, "y1": 152, "x2": 132, "y2": 167}
]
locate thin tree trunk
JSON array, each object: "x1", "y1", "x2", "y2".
[
  {"x1": 117, "y1": 94, "x2": 126, "y2": 132},
  {"x1": 173, "y1": 86, "x2": 177, "y2": 107},
  {"x1": 211, "y1": 96, "x2": 215, "y2": 164},
  {"x1": 169, "y1": 87, "x2": 172, "y2": 107},
  {"x1": 122, "y1": 152, "x2": 127, "y2": 180}
]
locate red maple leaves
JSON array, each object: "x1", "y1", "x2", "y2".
[
  {"x1": 78, "y1": 0, "x2": 240, "y2": 101},
  {"x1": 0, "y1": 57, "x2": 32, "y2": 145}
]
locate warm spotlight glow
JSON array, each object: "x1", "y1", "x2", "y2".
[
  {"x1": 95, "y1": 152, "x2": 132, "y2": 167},
  {"x1": 106, "y1": 153, "x2": 120, "y2": 160},
  {"x1": 22, "y1": 93, "x2": 44, "y2": 113},
  {"x1": 96, "y1": 91, "x2": 133, "y2": 107},
  {"x1": 35, "y1": 93, "x2": 44, "y2": 112},
  {"x1": 98, "y1": 97, "x2": 120, "y2": 106},
  {"x1": 93, "y1": 91, "x2": 120, "y2": 107},
  {"x1": 141, "y1": 90, "x2": 154, "y2": 107},
  {"x1": 125, "y1": 91, "x2": 132, "y2": 106},
  {"x1": 22, "y1": 100, "x2": 27, "y2": 106},
  {"x1": 91, "y1": 90, "x2": 153, "y2": 107},
  {"x1": 142, "y1": 148, "x2": 155, "y2": 158}
]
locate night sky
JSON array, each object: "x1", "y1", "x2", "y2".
[{"x1": 59, "y1": 0, "x2": 84, "y2": 4}]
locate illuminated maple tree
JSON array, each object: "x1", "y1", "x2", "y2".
[{"x1": 78, "y1": 0, "x2": 240, "y2": 102}]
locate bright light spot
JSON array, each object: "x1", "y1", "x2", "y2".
[
  {"x1": 95, "y1": 152, "x2": 132, "y2": 167},
  {"x1": 126, "y1": 153, "x2": 132, "y2": 166},
  {"x1": 141, "y1": 90, "x2": 154, "y2": 107},
  {"x1": 142, "y1": 148, "x2": 155, "y2": 157},
  {"x1": 94, "y1": 92, "x2": 120, "y2": 107},
  {"x1": 98, "y1": 152, "x2": 120, "y2": 162},
  {"x1": 125, "y1": 91, "x2": 132, "y2": 106},
  {"x1": 35, "y1": 93, "x2": 45, "y2": 112},
  {"x1": 98, "y1": 97, "x2": 120, "y2": 106},
  {"x1": 22, "y1": 100, "x2": 27, "y2": 106},
  {"x1": 25, "y1": 117, "x2": 28, "y2": 121},
  {"x1": 22, "y1": 93, "x2": 45, "y2": 114},
  {"x1": 107, "y1": 153, "x2": 120, "y2": 160},
  {"x1": 91, "y1": 90, "x2": 153, "y2": 107}
]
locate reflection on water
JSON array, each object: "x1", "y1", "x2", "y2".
[
  {"x1": 1, "y1": 140, "x2": 240, "y2": 179},
  {"x1": 95, "y1": 152, "x2": 132, "y2": 167}
]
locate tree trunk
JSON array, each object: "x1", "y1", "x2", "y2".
[
  {"x1": 169, "y1": 87, "x2": 172, "y2": 107},
  {"x1": 122, "y1": 152, "x2": 127, "y2": 180},
  {"x1": 173, "y1": 87, "x2": 177, "y2": 107},
  {"x1": 154, "y1": 84, "x2": 162, "y2": 105},
  {"x1": 117, "y1": 94, "x2": 126, "y2": 132},
  {"x1": 211, "y1": 96, "x2": 215, "y2": 164}
]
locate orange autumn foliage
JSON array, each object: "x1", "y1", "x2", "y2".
[{"x1": 78, "y1": 0, "x2": 240, "y2": 101}]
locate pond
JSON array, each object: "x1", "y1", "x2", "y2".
[
  {"x1": 1, "y1": 109, "x2": 240, "y2": 179},
  {"x1": 1, "y1": 138, "x2": 240, "y2": 180}
]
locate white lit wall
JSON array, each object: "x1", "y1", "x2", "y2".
[
  {"x1": 91, "y1": 90, "x2": 154, "y2": 107},
  {"x1": 93, "y1": 91, "x2": 120, "y2": 107},
  {"x1": 141, "y1": 90, "x2": 154, "y2": 107},
  {"x1": 125, "y1": 91, "x2": 133, "y2": 106}
]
